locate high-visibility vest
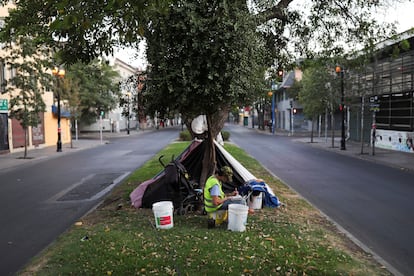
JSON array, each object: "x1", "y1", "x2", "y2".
[{"x1": 204, "y1": 175, "x2": 225, "y2": 213}]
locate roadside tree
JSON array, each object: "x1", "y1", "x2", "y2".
[
  {"x1": 144, "y1": 1, "x2": 268, "y2": 182},
  {"x1": 298, "y1": 62, "x2": 339, "y2": 143},
  {"x1": 2, "y1": 37, "x2": 50, "y2": 158},
  {"x1": 118, "y1": 73, "x2": 146, "y2": 130},
  {"x1": 64, "y1": 61, "x2": 121, "y2": 126}
]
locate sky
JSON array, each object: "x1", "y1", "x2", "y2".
[
  {"x1": 114, "y1": 1, "x2": 414, "y2": 69},
  {"x1": 378, "y1": 1, "x2": 414, "y2": 33},
  {"x1": 113, "y1": 40, "x2": 147, "y2": 70}
]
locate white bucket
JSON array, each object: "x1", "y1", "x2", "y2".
[
  {"x1": 152, "y1": 201, "x2": 174, "y2": 229},
  {"x1": 227, "y1": 204, "x2": 248, "y2": 232},
  {"x1": 249, "y1": 192, "x2": 263, "y2": 210}
]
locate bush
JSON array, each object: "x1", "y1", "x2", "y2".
[
  {"x1": 179, "y1": 130, "x2": 230, "y2": 141},
  {"x1": 221, "y1": 131, "x2": 230, "y2": 141},
  {"x1": 179, "y1": 130, "x2": 192, "y2": 141}
]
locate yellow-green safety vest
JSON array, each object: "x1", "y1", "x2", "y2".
[{"x1": 204, "y1": 175, "x2": 225, "y2": 213}]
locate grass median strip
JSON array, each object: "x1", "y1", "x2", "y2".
[{"x1": 19, "y1": 141, "x2": 390, "y2": 275}]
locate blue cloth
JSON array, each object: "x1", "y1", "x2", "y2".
[
  {"x1": 210, "y1": 184, "x2": 220, "y2": 197},
  {"x1": 238, "y1": 180, "x2": 281, "y2": 208}
]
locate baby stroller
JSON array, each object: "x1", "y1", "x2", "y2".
[{"x1": 158, "y1": 155, "x2": 203, "y2": 215}]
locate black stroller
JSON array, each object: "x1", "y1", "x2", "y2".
[
  {"x1": 141, "y1": 155, "x2": 203, "y2": 215},
  {"x1": 159, "y1": 155, "x2": 203, "y2": 215}
]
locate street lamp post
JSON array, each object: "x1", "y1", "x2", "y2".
[
  {"x1": 271, "y1": 91, "x2": 275, "y2": 135},
  {"x1": 52, "y1": 66, "x2": 65, "y2": 152},
  {"x1": 290, "y1": 103, "x2": 294, "y2": 136},
  {"x1": 336, "y1": 66, "x2": 346, "y2": 150},
  {"x1": 267, "y1": 91, "x2": 275, "y2": 135},
  {"x1": 126, "y1": 92, "x2": 131, "y2": 135}
]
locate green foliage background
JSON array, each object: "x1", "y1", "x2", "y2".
[{"x1": 144, "y1": 0, "x2": 268, "y2": 120}]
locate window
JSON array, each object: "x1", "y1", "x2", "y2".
[
  {"x1": 376, "y1": 92, "x2": 413, "y2": 131},
  {"x1": 8, "y1": 65, "x2": 16, "y2": 79},
  {"x1": 390, "y1": 92, "x2": 412, "y2": 128},
  {"x1": 376, "y1": 94, "x2": 391, "y2": 128},
  {"x1": 0, "y1": 18, "x2": 4, "y2": 49}
]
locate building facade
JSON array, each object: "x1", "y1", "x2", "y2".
[
  {"x1": 264, "y1": 31, "x2": 414, "y2": 153},
  {"x1": 1, "y1": 3, "x2": 71, "y2": 154},
  {"x1": 347, "y1": 31, "x2": 414, "y2": 153}
]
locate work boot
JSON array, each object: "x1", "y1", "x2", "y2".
[{"x1": 207, "y1": 218, "x2": 215, "y2": 229}]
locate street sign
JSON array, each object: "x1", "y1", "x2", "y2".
[
  {"x1": 369, "y1": 102, "x2": 380, "y2": 112},
  {"x1": 0, "y1": 99, "x2": 8, "y2": 113}
]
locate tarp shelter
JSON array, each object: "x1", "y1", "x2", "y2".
[{"x1": 130, "y1": 139, "x2": 280, "y2": 210}]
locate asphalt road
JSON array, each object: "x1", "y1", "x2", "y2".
[
  {"x1": 0, "y1": 128, "x2": 179, "y2": 276},
  {"x1": 227, "y1": 125, "x2": 414, "y2": 276}
]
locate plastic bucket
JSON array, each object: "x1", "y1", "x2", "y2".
[
  {"x1": 152, "y1": 201, "x2": 174, "y2": 229},
  {"x1": 227, "y1": 204, "x2": 248, "y2": 232},
  {"x1": 249, "y1": 192, "x2": 263, "y2": 210}
]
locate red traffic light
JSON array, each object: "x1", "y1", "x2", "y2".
[{"x1": 335, "y1": 66, "x2": 341, "y2": 73}]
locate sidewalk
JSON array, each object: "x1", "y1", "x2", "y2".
[
  {"x1": 254, "y1": 126, "x2": 414, "y2": 173},
  {"x1": 294, "y1": 136, "x2": 414, "y2": 173},
  {"x1": 0, "y1": 130, "x2": 141, "y2": 172}
]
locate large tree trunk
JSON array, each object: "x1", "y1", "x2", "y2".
[
  {"x1": 199, "y1": 114, "x2": 216, "y2": 188},
  {"x1": 185, "y1": 109, "x2": 230, "y2": 139},
  {"x1": 197, "y1": 108, "x2": 231, "y2": 188},
  {"x1": 183, "y1": 117, "x2": 194, "y2": 136},
  {"x1": 210, "y1": 108, "x2": 230, "y2": 138},
  {"x1": 24, "y1": 127, "x2": 28, "y2": 159},
  {"x1": 331, "y1": 104, "x2": 335, "y2": 148},
  {"x1": 310, "y1": 118, "x2": 314, "y2": 143}
]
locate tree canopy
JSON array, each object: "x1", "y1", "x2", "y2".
[
  {"x1": 2, "y1": 30, "x2": 51, "y2": 158},
  {"x1": 298, "y1": 63, "x2": 338, "y2": 120},
  {"x1": 64, "y1": 61, "x2": 121, "y2": 124},
  {"x1": 250, "y1": 0, "x2": 401, "y2": 64},
  {"x1": 144, "y1": 1, "x2": 268, "y2": 134},
  {"x1": 0, "y1": 0, "x2": 173, "y2": 63},
  {"x1": 141, "y1": 0, "x2": 270, "y2": 181},
  {"x1": 0, "y1": 0, "x2": 402, "y2": 66}
]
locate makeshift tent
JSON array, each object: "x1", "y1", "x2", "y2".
[{"x1": 130, "y1": 139, "x2": 280, "y2": 210}]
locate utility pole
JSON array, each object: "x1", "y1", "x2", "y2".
[{"x1": 336, "y1": 66, "x2": 346, "y2": 150}]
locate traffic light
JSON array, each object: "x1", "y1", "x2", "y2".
[
  {"x1": 277, "y1": 69, "x2": 283, "y2": 82},
  {"x1": 335, "y1": 66, "x2": 342, "y2": 74},
  {"x1": 293, "y1": 108, "x2": 297, "y2": 114}
]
